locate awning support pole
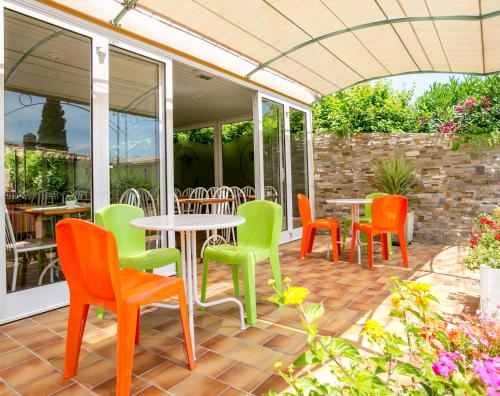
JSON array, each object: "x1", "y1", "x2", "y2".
[{"x1": 110, "y1": 0, "x2": 139, "y2": 26}]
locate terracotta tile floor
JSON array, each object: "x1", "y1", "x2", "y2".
[{"x1": 0, "y1": 238, "x2": 480, "y2": 395}]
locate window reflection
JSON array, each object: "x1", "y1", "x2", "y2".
[
  {"x1": 4, "y1": 10, "x2": 92, "y2": 292},
  {"x1": 222, "y1": 120, "x2": 254, "y2": 187}
]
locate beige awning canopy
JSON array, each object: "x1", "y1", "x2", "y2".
[{"x1": 47, "y1": 0, "x2": 500, "y2": 103}]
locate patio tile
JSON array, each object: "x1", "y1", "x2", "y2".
[
  {"x1": 73, "y1": 358, "x2": 116, "y2": 388},
  {"x1": 51, "y1": 383, "x2": 94, "y2": 395},
  {"x1": 0, "y1": 347, "x2": 35, "y2": 371},
  {"x1": 161, "y1": 343, "x2": 207, "y2": 367},
  {"x1": 191, "y1": 351, "x2": 236, "y2": 377},
  {"x1": 219, "y1": 386, "x2": 249, "y2": 396},
  {"x1": 0, "y1": 356, "x2": 53, "y2": 387},
  {"x1": 227, "y1": 343, "x2": 284, "y2": 370},
  {"x1": 235, "y1": 327, "x2": 274, "y2": 344},
  {"x1": 252, "y1": 374, "x2": 290, "y2": 395},
  {"x1": 263, "y1": 334, "x2": 305, "y2": 355},
  {"x1": 0, "y1": 381, "x2": 17, "y2": 396},
  {"x1": 0, "y1": 337, "x2": 18, "y2": 354},
  {"x1": 217, "y1": 362, "x2": 268, "y2": 392},
  {"x1": 92, "y1": 374, "x2": 148, "y2": 395},
  {"x1": 134, "y1": 386, "x2": 168, "y2": 396},
  {"x1": 200, "y1": 334, "x2": 243, "y2": 354},
  {"x1": 142, "y1": 360, "x2": 192, "y2": 390},
  {"x1": 34, "y1": 338, "x2": 67, "y2": 360},
  {"x1": 170, "y1": 373, "x2": 227, "y2": 396},
  {"x1": 17, "y1": 329, "x2": 62, "y2": 350},
  {"x1": 15, "y1": 369, "x2": 73, "y2": 395}
]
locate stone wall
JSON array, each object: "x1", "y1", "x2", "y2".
[{"x1": 313, "y1": 133, "x2": 500, "y2": 244}]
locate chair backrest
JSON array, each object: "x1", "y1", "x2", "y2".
[
  {"x1": 371, "y1": 195, "x2": 408, "y2": 230},
  {"x1": 207, "y1": 187, "x2": 218, "y2": 197},
  {"x1": 241, "y1": 186, "x2": 255, "y2": 196},
  {"x1": 297, "y1": 194, "x2": 312, "y2": 226},
  {"x1": 95, "y1": 204, "x2": 145, "y2": 259},
  {"x1": 182, "y1": 187, "x2": 194, "y2": 197},
  {"x1": 214, "y1": 186, "x2": 235, "y2": 215},
  {"x1": 56, "y1": 218, "x2": 120, "y2": 301},
  {"x1": 119, "y1": 188, "x2": 141, "y2": 207},
  {"x1": 173, "y1": 194, "x2": 182, "y2": 214},
  {"x1": 264, "y1": 185, "x2": 279, "y2": 203},
  {"x1": 236, "y1": 200, "x2": 282, "y2": 251},
  {"x1": 364, "y1": 192, "x2": 387, "y2": 219},
  {"x1": 5, "y1": 209, "x2": 17, "y2": 257},
  {"x1": 138, "y1": 188, "x2": 157, "y2": 217},
  {"x1": 189, "y1": 187, "x2": 209, "y2": 214},
  {"x1": 231, "y1": 186, "x2": 246, "y2": 207},
  {"x1": 174, "y1": 188, "x2": 182, "y2": 197}
]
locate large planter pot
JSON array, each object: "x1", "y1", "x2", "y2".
[
  {"x1": 393, "y1": 211, "x2": 414, "y2": 246},
  {"x1": 480, "y1": 265, "x2": 500, "y2": 314}
]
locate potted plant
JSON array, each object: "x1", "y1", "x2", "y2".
[
  {"x1": 65, "y1": 192, "x2": 77, "y2": 208},
  {"x1": 374, "y1": 155, "x2": 418, "y2": 245},
  {"x1": 462, "y1": 208, "x2": 500, "y2": 314}
]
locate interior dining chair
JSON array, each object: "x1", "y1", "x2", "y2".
[
  {"x1": 342, "y1": 192, "x2": 394, "y2": 255},
  {"x1": 56, "y1": 219, "x2": 194, "y2": 396},
  {"x1": 201, "y1": 200, "x2": 283, "y2": 325},
  {"x1": 349, "y1": 195, "x2": 409, "y2": 270},
  {"x1": 298, "y1": 194, "x2": 341, "y2": 262}
]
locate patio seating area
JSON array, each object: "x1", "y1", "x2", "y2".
[{"x1": 0, "y1": 238, "x2": 478, "y2": 395}]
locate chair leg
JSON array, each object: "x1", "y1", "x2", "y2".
[
  {"x1": 342, "y1": 219, "x2": 350, "y2": 245},
  {"x1": 307, "y1": 228, "x2": 316, "y2": 253},
  {"x1": 232, "y1": 265, "x2": 240, "y2": 297},
  {"x1": 269, "y1": 253, "x2": 282, "y2": 292},
  {"x1": 398, "y1": 229, "x2": 409, "y2": 268},
  {"x1": 176, "y1": 256, "x2": 182, "y2": 278},
  {"x1": 349, "y1": 225, "x2": 358, "y2": 262},
  {"x1": 96, "y1": 307, "x2": 105, "y2": 320},
  {"x1": 381, "y1": 233, "x2": 389, "y2": 260},
  {"x1": 116, "y1": 306, "x2": 138, "y2": 396},
  {"x1": 387, "y1": 233, "x2": 394, "y2": 255},
  {"x1": 135, "y1": 308, "x2": 141, "y2": 345},
  {"x1": 242, "y1": 258, "x2": 257, "y2": 325},
  {"x1": 330, "y1": 226, "x2": 339, "y2": 262},
  {"x1": 178, "y1": 286, "x2": 195, "y2": 370},
  {"x1": 367, "y1": 231, "x2": 374, "y2": 270},
  {"x1": 64, "y1": 301, "x2": 89, "y2": 378},
  {"x1": 300, "y1": 226, "x2": 310, "y2": 259},
  {"x1": 200, "y1": 257, "x2": 209, "y2": 304}
]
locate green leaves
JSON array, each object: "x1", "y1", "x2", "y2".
[
  {"x1": 393, "y1": 363, "x2": 422, "y2": 379},
  {"x1": 304, "y1": 303, "x2": 324, "y2": 324},
  {"x1": 374, "y1": 155, "x2": 418, "y2": 195}
]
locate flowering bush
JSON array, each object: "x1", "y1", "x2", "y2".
[
  {"x1": 462, "y1": 208, "x2": 500, "y2": 271},
  {"x1": 267, "y1": 277, "x2": 500, "y2": 395}
]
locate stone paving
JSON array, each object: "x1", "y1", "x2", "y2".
[{"x1": 0, "y1": 238, "x2": 479, "y2": 395}]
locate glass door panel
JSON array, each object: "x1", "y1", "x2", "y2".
[
  {"x1": 4, "y1": 9, "x2": 92, "y2": 293},
  {"x1": 289, "y1": 108, "x2": 308, "y2": 230},
  {"x1": 222, "y1": 120, "x2": 254, "y2": 188},
  {"x1": 262, "y1": 99, "x2": 287, "y2": 231}
]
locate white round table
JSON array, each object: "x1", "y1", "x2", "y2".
[
  {"x1": 130, "y1": 214, "x2": 246, "y2": 358},
  {"x1": 326, "y1": 198, "x2": 372, "y2": 265}
]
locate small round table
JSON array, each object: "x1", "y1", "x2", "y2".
[
  {"x1": 130, "y1": 214, "x2": 246, "y2": 359},
  {"x1": 326, "y1": 198, "x2": 372, "y2": 265}
]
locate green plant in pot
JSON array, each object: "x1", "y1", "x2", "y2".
[
  {"x1": 65, "y1": 192, "x2": 77, "y2": 208},
  {"x1": 374, "y1": 155, "x2": 418, "y2": 245}
]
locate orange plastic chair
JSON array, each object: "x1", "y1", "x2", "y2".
[
  {"x1": 349, "y1": 195, "x2": 409, "y2": 270},
  {"x1": 56, "y1": 219, "x2": 194, "y2": 396},
  {"x1": 298, "y1": 194, "x2": 341, "y2": 261}
]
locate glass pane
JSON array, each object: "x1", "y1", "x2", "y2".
[
  {"x1": 290, "y1": 109, "x2": 308, "y2": 229},
  {"x1": 4, "y1": 10, "x2": 92, "y2": 292},
  {"x1": 222, "y1": 120, "x2": 254, "y2": 188},
  {"x1": 174, "y1": 128, "x2": 215, "y2": 192},
  {"x1": 262, "y1": 99, "x2": 287, "y2": 230},
  {"x1": 109, "y1": 47, "x2": 161, "y2": 222}
]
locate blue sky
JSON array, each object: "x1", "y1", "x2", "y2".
[{"x1": 380, "y1": 72, "x2": 465, "y2": 99}]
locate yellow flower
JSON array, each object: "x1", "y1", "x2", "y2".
[
  {"x1": 363, "y1": 319, "x2": 386, "y2": 341},
  {"x1": 273, "y1": 362, "x2": 282, "y2": 370},
  {"x1": 416, "y1": 283, "x2": 431, "y2": 292},
  {"x1": 391, "y1": 295, "x2": 401, "y2": 308},
  {"x1": 283, "y1": 287, "x2": 309, "y2": 305},
  {"x1": 416, "y1": 296, "x2": 430, "y2": 309},
  {"x1": 283, "y1": 277, "x2": 292, "y2": 284},
  {"x1": 267, "y1": 279, "x2": 275, "y2": 286},
  {"x1": 389, "y1": 276, "x2": 399, "y2": 281}
]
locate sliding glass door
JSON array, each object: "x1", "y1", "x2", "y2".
[
  {"x1": 260, "y1": 96, "x2": 311, "y2": 241},
  {"x1": 2, "y1": 9, "x2": 92, "y2": 319}
]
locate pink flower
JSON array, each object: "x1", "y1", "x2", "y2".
[
  {"x1": 464, "y1": 96, "x2": 476, "y2": 107},
  {"x1": 439, "y1": 121, "x2": 457, "y2": 133},
  {"x1": 454, "y1": 104, "x2": 464, "y2": 113},
  {"x1": 432, "y1": 352, "x2": 461, "y2": 378},
  {"x1": 481, "y1": 96, "x2": 492, "y2": 107},
  {"x1": 418, "y1": 117, "x2": 427, "y2": 126},
  {"x1": 473, "y1": 357, "x2": 500, "y2": 395}
]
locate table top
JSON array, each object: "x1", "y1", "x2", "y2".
[
  {"x1": 25, "y1": 205, "x2": 91, "y2": 216},
  {"x1": 130, "y1": 214, "x2": 245, "y2": 231},
  {"x1": 178, "y1": 197, "x2": 233, "y2": 204},
  {"x1": 326, "y1": 198, "x2": 372, "y2": 205}
]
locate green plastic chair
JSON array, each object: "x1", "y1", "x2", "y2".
[
  {"x1": 95, "y1": 204, "x2": 182, "y2": 318},
  {"x1": 342, "y1": 192, "x2": 393, "y2": 255},
  {"x1": 201, "y1": 200, "x2": 283, "y2": 325}
]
